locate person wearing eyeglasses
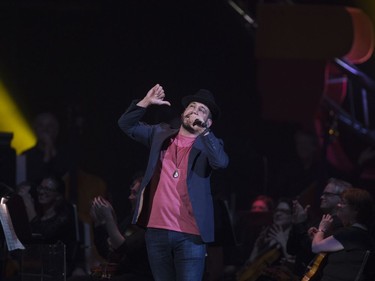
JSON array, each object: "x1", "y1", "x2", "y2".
[
  {"x1": 17, "y1": 176, "x2": 75, "y2": 241},
  {"x1": 286, "y1": 178, "x2": 352, "y2": 278},
  {"x1": 311, "y1": 187, "x2": 375, "y2": 281},
  {"x1": 16, "y1": 175, "x2": 77, "y2": 276}
]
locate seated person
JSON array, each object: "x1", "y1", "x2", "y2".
[
  {"x1": 287, "y1": 177, "x2": 351, "y2": 278},
  {"x1": 237, "y1": 197, "x2": 297, "y2": 281},
  {"x1": 68, "y1": 174, "x2": 154, "y2": 281},
  {"x1": 224, "y1": 195, "x2": 274, "y2": 279},
  {"x1": 16, "y1": 175, "x2": 77, "y2": 277},
  {"x1": 250, "y1": 195, "x2": 275, "y2": 213},
  {"x1": 310, "y1": 187, "x2": 375, "y2": 281},
  {"x1": 18, "y1": 112, "x2": 71, "y2": 186}
]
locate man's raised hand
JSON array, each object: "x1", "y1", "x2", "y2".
[{"x1": 137, "y1": 84, "x2": 171, "y2": 108}]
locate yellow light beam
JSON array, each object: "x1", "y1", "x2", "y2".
[{"x1": 0, "y1": 81, "x2": 36, "y2": 154}]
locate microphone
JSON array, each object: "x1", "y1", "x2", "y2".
[{"x1": 193, "y1": 119, "x2": 207, "y2": 128}]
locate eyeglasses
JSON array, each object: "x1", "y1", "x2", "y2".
[
  {"x1": 37, "y1": 185, "x2": 58, "y2": 193},
  {"x1": 321, "y1": 191, "x2": 341, "y2": 197}
]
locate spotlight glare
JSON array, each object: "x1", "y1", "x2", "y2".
[{"x1": 0, "y1": 81, "x2": 36, "y2": 154}]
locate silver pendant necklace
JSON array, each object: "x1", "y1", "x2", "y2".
[
  {"x1": 173, "y1": 170, "x2": 179, "y2": 178},
  {"x1": 172, "y1": 137, "x2": 191, "y2": 179}
]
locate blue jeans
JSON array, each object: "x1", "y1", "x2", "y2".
[{"x1": 145, "y1": 228, "x2": 207, "y2": 281}]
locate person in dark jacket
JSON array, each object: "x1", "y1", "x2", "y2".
[
  {"x1": 287, "y1": 178, "x2": 351, "y2": 278},
  {"x1": 68, "y1": 174, "x2": 153, "y2": 281},
  {"x1": 118, "y1": 84, "x2": 229, "y2": 281}
]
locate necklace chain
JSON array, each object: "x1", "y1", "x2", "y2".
[{"x1": 172, "y1": 137, "x2": 192, "y2": 178}]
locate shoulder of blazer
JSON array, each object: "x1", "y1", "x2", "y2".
[{"x1": 150, "y1": 125, "x2": 178, "y2": 148}]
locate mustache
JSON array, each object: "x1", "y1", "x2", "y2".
[{"x1": 183, "y1": 112, "x2": 195, "y2": 119}]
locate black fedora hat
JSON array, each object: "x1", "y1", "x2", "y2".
[{"x1": 181, "y1": 89, "x2": 221, "y2": 120}]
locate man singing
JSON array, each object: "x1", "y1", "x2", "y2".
[{"x1": 118, "y1": 84, "x2": 229, "y2": 281}]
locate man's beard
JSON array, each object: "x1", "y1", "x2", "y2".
[{"x1": 181, "y1": 121, "x2": 196, "y2": 134}]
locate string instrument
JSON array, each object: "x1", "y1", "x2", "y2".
[
  {"x1": 237, "y1": 246, "x2": 281, "y2": 281},
  {"x1": 301, "y1": 253, "x2": 327, "y2": 281}
]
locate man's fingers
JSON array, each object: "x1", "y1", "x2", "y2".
[{"x1": 160, "y1": 100, "x2": 171, "y2": 106}]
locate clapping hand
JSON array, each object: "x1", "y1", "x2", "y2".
[
  {"x1": 308, "y1": 213, "x2": 333, "y2": 239},
  {"x1": 308, "y1": 227, "x2": 318, "y2": 240},
  {"x1": 17, "y1": 182, "x2": 32, "y2": 198},
  {"x1": 268, "y1": 224, "x2": 289, "y2": 248},
  {"x1": 318, "y1": 214, "x2": 333, "y2": 233},
  {"x1": 292, "y1": 200, "x2": 310, "y2": 224},
  {"x1": 90, "y1": 196, "x2": 116, "y2": 226}
]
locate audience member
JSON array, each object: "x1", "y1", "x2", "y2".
[
  {"x1": 310, "y1": 187, "x2": 375, "y2": 281},
  {"x1": 236, "y1": 197, "x2": 297, "y2": 281},
  {"x1": 68, "y1": 173, "x2": 154, "y2": 281},
  {"x1": 17, "y1": 112, "x2": 71, "y2": 187},
  {"x1": 16, "y1": 175, "x2": 78, "y2": 277},
  {"x1": 287, "y1": 177, "x2": 351, "y2": 278},
  {"x1": 250, "y1": 195, "x2": 275, "y2": 213},
  {"x1": 229, "y1": 195, "x2": 274, "y2": 269}
]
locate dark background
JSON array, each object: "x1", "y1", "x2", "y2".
[{"x1": 1, "y1": 0, "x2": 374, "y2": 216}]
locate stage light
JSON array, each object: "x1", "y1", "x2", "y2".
[{"x1": 0, "y1": 81, "x2": 36, "y2": 154}]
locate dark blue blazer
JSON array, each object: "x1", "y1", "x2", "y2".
[{"x1": 118, "y1": 101, "x2": 229, "y2": 243}]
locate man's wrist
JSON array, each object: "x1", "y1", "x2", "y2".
[{"x1": 136, "y1": 98, "x2": 151, "y2": 108}]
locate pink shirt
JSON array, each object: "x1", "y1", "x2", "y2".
[{"x1": 147, "y1": 133, "x2": 200, "y2": 235}]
